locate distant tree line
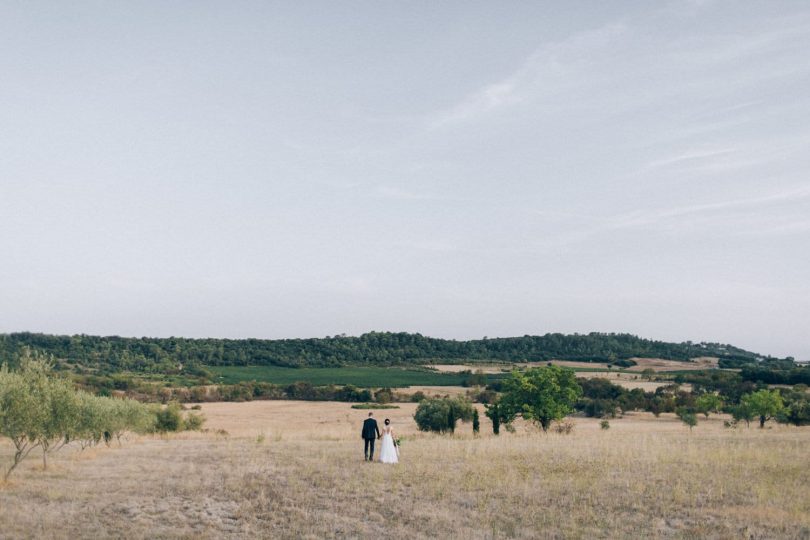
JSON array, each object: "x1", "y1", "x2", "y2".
[
  {"x1": 570, "y1": 373, "x2": 810, "y2": 427},
  {"x1": 0, "y1": 332, "x2": 786, "y2": 374},
  {"x1": 740, "y1": 366, "x2": 810, "y2": 386}
]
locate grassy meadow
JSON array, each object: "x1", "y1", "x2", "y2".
[{"x1": 2, "y1": 401, "x2": 809, "y2": 539}]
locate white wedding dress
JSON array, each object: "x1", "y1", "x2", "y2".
[{"x1": 378, "y1": 426, "x2": 399, "y2": 464}]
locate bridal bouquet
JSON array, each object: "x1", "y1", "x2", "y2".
[{"x1": 394, "y1": 437, "x2": 403, "y2": 447}]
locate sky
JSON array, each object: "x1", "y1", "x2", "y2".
[{"x1": 1, "y1": 1, "x2": 809, "y2": 360}]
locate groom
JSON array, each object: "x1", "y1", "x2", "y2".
[{"x1": 361, "y1": 412, "x2": 381, "y2": 461}]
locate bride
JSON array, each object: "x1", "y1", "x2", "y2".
[{"x1": 378, "y1": 419, "x2": 399, "y2": 464}]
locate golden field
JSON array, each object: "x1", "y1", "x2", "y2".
[{"x1": 1, "y1": 401, "x2": 809, "y2": 539}]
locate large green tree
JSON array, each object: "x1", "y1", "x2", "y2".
[
  {"x1": 498, "y1": 366, "x2": 582, "y2": 432},
  {"x1": 741, "y1": 389, "x2": 784, "y2": 428}
]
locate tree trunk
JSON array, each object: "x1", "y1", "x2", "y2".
[{"x1": 759, "y1": 415, "x2": 766, "y2": 428}]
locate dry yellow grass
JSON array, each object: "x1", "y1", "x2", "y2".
[{"x1": 2, "y1": 401, "x2": 809, "y2": 539}]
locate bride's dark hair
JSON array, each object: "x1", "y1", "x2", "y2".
[{"x1": 384, "y1": 419, "x2": 390, "y2": 425}]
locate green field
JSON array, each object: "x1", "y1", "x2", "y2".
[{"x1": 208, "y1": 365, "x2": 492, "y2": 387}]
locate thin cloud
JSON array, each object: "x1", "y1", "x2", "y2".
[
  {"x1": 428, "y1": 23, "x2": 626, "y2": 128},
  {"x1": 645, "y1": 148, "x2": 738, "y2": 170},
  {"x1": 527, "y1": 184, "x2": 810, "y2": 251},
  {"x1": 371, "y1": 185, "x2": 441, "y2": 201},
  {"x1": 606, "y1": 184, "x2": 810, "y2": 230}
]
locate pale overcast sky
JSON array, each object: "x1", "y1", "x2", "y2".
[{"x1": 1, "y1": 1, "x2": 809, "y2": 359}]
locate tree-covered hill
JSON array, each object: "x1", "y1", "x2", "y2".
[{"x1": 0, "y1": 331, "x2": 788, "y2": 373}]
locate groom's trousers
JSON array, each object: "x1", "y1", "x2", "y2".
[{"x1": 364, "y1": 437, "x2": 376, "y2": 460}]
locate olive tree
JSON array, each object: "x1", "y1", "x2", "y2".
[
  {"x1": 75, "y1": 392, "x2": 108, "y2": 450},
  {"x1": 37, "y1": 374, "x2": 81, "y2": 469},
  {"x1": 0, "y1": 364, "x2": 47, "y2": 480},
  {"x1": 1, "y1": 356, "x2": 158, "y2": 479}
]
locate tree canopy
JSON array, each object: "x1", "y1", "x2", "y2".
[
  {"x1": 497, "y1": 366, "x2": 582, "y2": 432},
  {"x1": 0, "y1": 331, "x2": 784, "y2": 374},
  {"x1": 741, "y1": 389, "x2": 785, "y2": 428},
  {"x1": 413, "y1": 397, "x2": 475, "y2": 433}
]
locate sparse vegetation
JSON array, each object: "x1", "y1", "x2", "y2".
[{"x1": 2, "y1": 401, "x2": 808, "y2": 538}]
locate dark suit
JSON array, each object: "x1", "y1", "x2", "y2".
[{"x1": 361, "y1": 418, "x2": 381, "y2": 461}]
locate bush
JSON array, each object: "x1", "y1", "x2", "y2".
[
  {"x1": 676, "y1": 408, "x2": 698, "y2": 431},
  {"x1": 553, "y1": 420, "x2": 574, "y2": 434},
  {"x1": 461, "y1": 369, "x2": 487, "y2": 387},
  {"x1": 155, "y1": 402, "x2": 183, "y2": 432},
  {"x1": 580, "y1": 398, "x2": 619, "y2": 418},
  {"x1": 613, "y1": 359, "x2": 637, "y2": 368},
  {"x1": 777, "y1": 388, "x2": 810, "y2": 426},
  {"x1": 600, "y1": 419, "x2": 610, "y2": 430},
  {"x1": 695, "y1": 393, "x2": 723, "y2": 417},
  {"x1": 374, "y1": 387, "x2": 394, "y2": 404},
  {"x1": 183, "y1": 412, "x2": 205, "y2": 431},
  {"x1": 414, "y1": 397, "x2": 475, "y2": 433}
]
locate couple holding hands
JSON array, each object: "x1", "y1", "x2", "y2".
[{"x1": 361, "y1": 412, "x2": 399, "y2": 464}]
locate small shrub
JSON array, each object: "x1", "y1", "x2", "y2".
[
  {"x1": 600, "y1": 420, "x2": 610, "y2": 430},
  {"x1": 676, "y1": 408, "x2": 698, "y2": 432},
  {"x1": 375, "y1": 388, "x2": 394, "y2": 404},
  {"x1": 155, "y1": 402, "x2": 183, "y2": 432},
  {"x1": 190, "y1": 404, "x2": 202, "y2": 410},
  {"x1": 553, "y1": 420, "x2": 574, "y2": 434},
  {"x1": 183, "y1": 412, "x2": 205, "y2": 431}
]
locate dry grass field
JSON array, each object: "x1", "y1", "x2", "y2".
[{"x1": 2, "y1": 401, "x2": 809, "y2": 539}]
